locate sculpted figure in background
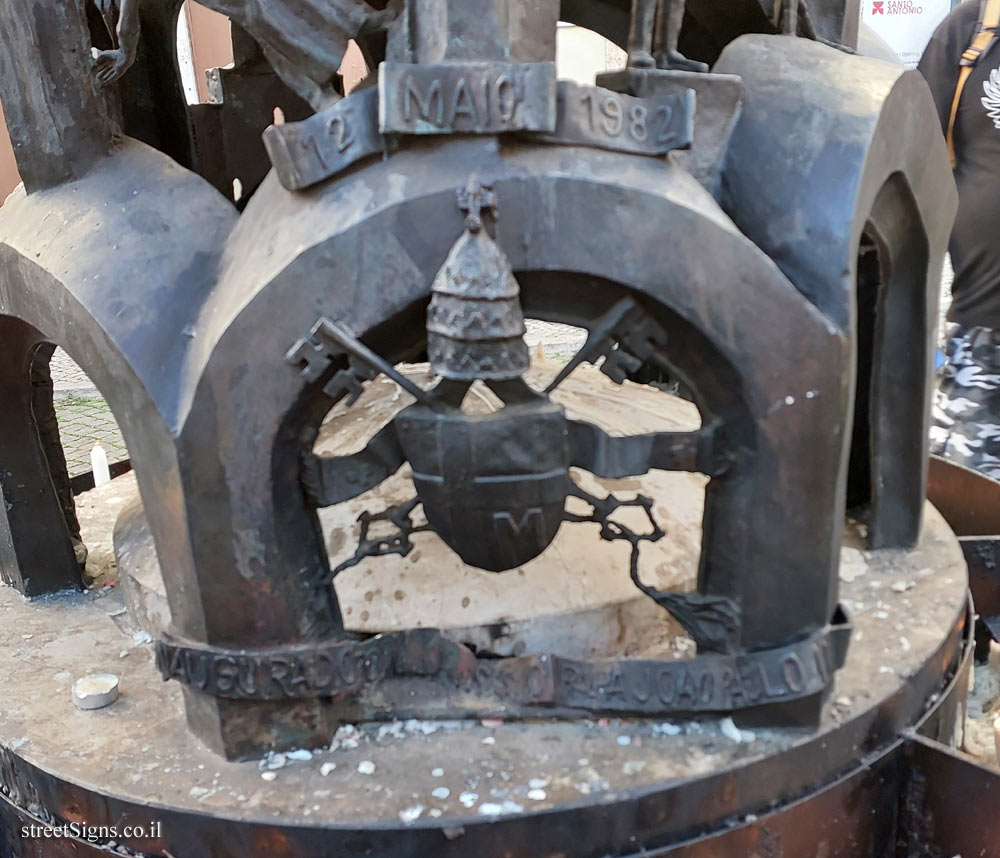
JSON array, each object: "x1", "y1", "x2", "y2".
[
  {"x1": 628, "y1": 0, "x2": 708, "y2": 72},
  {"x1": 92, "y1": 0, "x2": 397, "y2": 111}
]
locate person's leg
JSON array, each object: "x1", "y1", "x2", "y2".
[{"x1": 930, "y1": 323, "x2": 1000, "y2": 481}]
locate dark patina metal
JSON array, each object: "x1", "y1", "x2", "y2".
[
  {"x1": 3, "y1": 0, "x2": 995, "y2": 855},
  {"x1": 155, "y1": 615, "x2": 850, "y2": 711},
  {"x1": 0, "y1": 0, "x2": 957, "y2": 752}
]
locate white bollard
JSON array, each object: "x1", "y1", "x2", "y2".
[{"x1": 91, "y1": 443, "x2": 111, "y2": 487}]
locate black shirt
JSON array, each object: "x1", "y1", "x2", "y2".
[{"x1": 919, "y1": 1, "x2": 1000, "y2": 330}]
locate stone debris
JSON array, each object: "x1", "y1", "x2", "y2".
[
  {"x1": 399, "y1": 805, "x2": 424, "y2": 824},
  {"x1": 835, "y1": 696, "x2": 853, "y2": 708},
  {"x1": 528, "y1": 778, "x2": 549, "y2": 789},
  {"x1": 891, "y1": 581, "x2": 916, "y2": 593},
  {"x1": 260, "y1": 772, "x2": 277, "y2": 782},
  {"x1": 616, "y1": 735, "x2": 632, "y2": 746},
  {"x1": 357, "y1": 761, "x2": 376, "y2": 775},
  {"x1": 376, "y1": 722, "x2": 407, "y2": 742},
  {"x1": 431, "y1": 768, "x2": 445, "y2": 777},
  {"x1": 478, "y1": 800, "x2": 524, "y2": 817},
  {"x1": 962, "y1": 642, "x2": 1000, "y2": 769},
  {"x1": 459, "y1": 792, "x2": 478, "y2": 808},
  {"x1": 431, "y1": 786, "x2": 450, "y2": 800},
  {"x1": 320, "y1": 763, "x2": 337, "y2": 777},
  {"x1": 328, "y1": 719, "x2": 473, "y2": 753},
  {"x1": 839, "y1": 547, "x2": 868, "y2": 583},
  {"x1": 652, "y1": 722, "x2": 682, "y2": 736},
  {"x1": 259, "y1": 753, "x2": 287, "y2": 771},
  {"x1": 331, "y1": 724, "x2": 361, "y2": 751},
  {"x1": 482, "y1": 736, "x2": 496, "y2": 745},
  {"x1": 574, "y1": 769, "x2": 611, "y2": 795},
  {"x1": 286, "y1": 749, "x2": 313, "y2": 762},
  {"x1": 527, "y1": 789, "x2": 547, "y2": 801}
]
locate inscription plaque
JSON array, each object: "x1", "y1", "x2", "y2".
[
  {"x1": 379, "y1": 61, "x2": 557, "y2": 136},
  {"x1": 263, "y1": 87, "x2": 384, "y2": 192},
  {"x1": 156, "y1": 617, "x2": 849, "y2": 711},
  {"x1": 533, "y1": 81, "x2": 695, "y2": 156}
]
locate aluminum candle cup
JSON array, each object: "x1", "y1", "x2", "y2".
[{"x1": 72, "y1": 674, "x2": 120, "y2": 710}]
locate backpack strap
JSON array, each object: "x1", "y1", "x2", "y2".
[{"x1": 948, "y1": 0, "x2": 1000, "y2": 167}]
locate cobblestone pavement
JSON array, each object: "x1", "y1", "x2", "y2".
[
  {"x1": 51, "y1": 347, "x2": 95, "y2": 395},
  {"x1": 524, "y1": 320, "x2": 586, "y2": 359},
  {"x1": 50, "y1": 348, "x2": 128, "y2": 476}
]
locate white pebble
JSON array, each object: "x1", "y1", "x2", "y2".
[
  {"x1": 357, "y1": 761, "x2": 376, "y2": 775},
  {"x1": 286, "y1": 749, "x2": 313, "y2": 761},
  {"x1": 616, "y1": 735, "x2": 632, "y2": 746},
  {"x1": 431, "y1": 787, "x2": 450, "y2": 800},
  {"x1": 482, "y1": 736, "x2": 496, "y2": 745},
  {"x1": 429, "y1": 809, "x2": 443, "y2": 818},
  {"x1": 835, "y1": 696, "x2": 852, "y2": 708},
  {"x1": 459, "y1": 792, "x2": 478, "y2": 808},
  {"x1": 432, "y1": 768, "x2": 445, "y2": 777},
  {"x1": 478, "y1": 800, "x2": 524, "y2": 817},
  {"x1": 266, "y1": 754, "x2": 287, "y2": 770},
  {"x1": 320, "y1": 763, "x2": 336, "y2": 777},
  {"x1": 399, "y1": 805, "x2": 424, "y2": 824},
  {"x1": 261, "y1": 772, "x2": 277, "y2": 782},
  {"x1": 399, "y1": 804, "x2": 424, "y2": 825},
  {"x1": 527, "y1": 789, "x2": 547, "y2": 801},
  {"x1": 528, "y1": 778, "x2": 549, "y2": 790}
]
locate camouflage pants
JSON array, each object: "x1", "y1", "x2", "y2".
[{"x1": 930, "y1": 324, "x2": 1000, "y2": 481}]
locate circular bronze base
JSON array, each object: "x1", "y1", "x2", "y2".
[{"x1": 0, "y1": 505, "x2": 972, "y2": 857}]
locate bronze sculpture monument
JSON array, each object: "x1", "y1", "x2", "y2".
[
  {"x1": 91, "y1": 0, "x2": 396, "y2": 109},
  {"x1": 0, "y1": 0, "x2": 995, "y2": 855}
]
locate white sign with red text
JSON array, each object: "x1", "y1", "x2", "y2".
[{"x1": 862, "y1": 0, "x2": 954, "y2": 68}]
